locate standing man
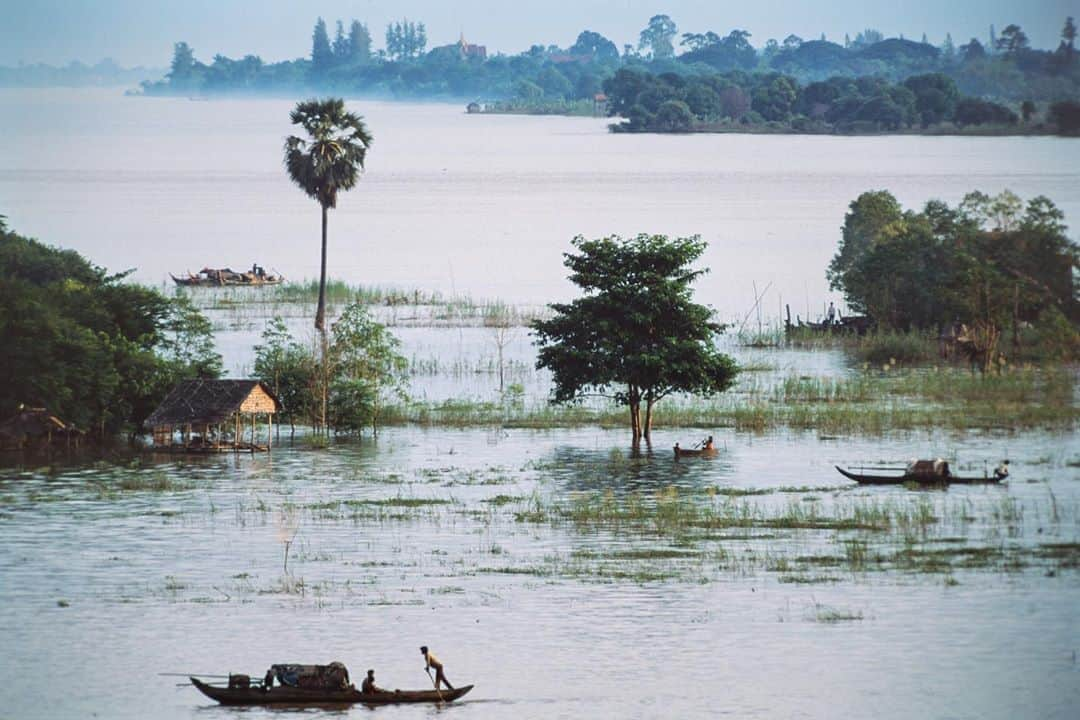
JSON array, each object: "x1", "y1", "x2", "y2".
[
  {"x1": 826, "y1": 302, "x2": 836, "y2": 325},
  {"x1": 420, "y1": 646, "x2": 454, "y2": 690}
]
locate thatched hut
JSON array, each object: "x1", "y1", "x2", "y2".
[
  {"x1": 145, "y1": 379, "x2": 281, "y2": 452},
  {"x1": 0, "y1": 407, "x2": 83, "y2": 450}
]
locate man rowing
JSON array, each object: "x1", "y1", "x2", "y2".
[{"x1": 420, "y1": 646, "x2": 454, "y2": 690}]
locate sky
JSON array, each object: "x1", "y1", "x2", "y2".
[{"x1": 1, "y1": 0, "x2": 1075, "y2": 68}]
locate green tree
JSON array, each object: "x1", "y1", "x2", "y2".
[
  {"x1": 168, "y1": 42, "x2": 197, "y2": 90},
  {"x1": 283, "y1": 99, "x2": 373, "y2": 428},
  {"x1": 1063, "y1": 17, "x2": 1077, "y2": 62},
  {"x1": 253, "y1": 317, "x2": 317, "y2": 435},
  {"x1": 332, "y1": 20, "x2": 349, "y2": 64},
  {"x1": 639, "y1": 15, "x2": 678, "y2": 60},
  {"x1": 284, "y1": 99, "x2": 373, "y2": 334},
  {"x1": 654, "y1": 99, "x2": 693, "y2": 131},
  {"x1": 569, "y1": 30, "x2": 620, "y2": 64},
  {"x1": 311, "y1": 18, "x2": 333, "y2": 74},
  {"x1": 0, "y1": 225, "x2": 219, "y2": 437},
  {"x1": 995, "y1": 24, "x2": 1029, "y2": 57},
  {"x1": 349, "y1": 21, "x2": 372, "y2": 63},
  {"x1": 533, "y1": 234, "x2": 738, "y2": 444},
  {"x1": 328, "y1": 303, "x2": 408, "y2": 434}
]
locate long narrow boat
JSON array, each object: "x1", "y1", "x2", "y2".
[
  {"x1": 190, "y1": 677, "x2": 473, "y2": 706},
  {"x1": 835, "y1": 466, "x2": 1006, "y2": 485}
]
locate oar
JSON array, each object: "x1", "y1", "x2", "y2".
[
  {"x1": 160, "y1": 673, "x2": 234, "y2": 678},
  {"x1": 425, "y1": 668, "x2": 444, "y2": 703}
]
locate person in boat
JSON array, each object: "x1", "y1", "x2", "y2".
[
  {"x1": 702, "y1": 435, "x2": 714, "y2": 450},
  {"x1": 420, "y1": 646, "x2": 454, "y2": 690},
  {"x1": 827, "y1": 302, "x2": 836, "y2": 325},
  {"x1": 361, "y1": 669, "x2": 382, "y2": 694},
  {"x1": 994, "y1": 460, "x2": 1010, "y2": 480}
]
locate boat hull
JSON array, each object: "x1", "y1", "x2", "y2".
[
  {"x1": 190, "y1": 677, "x2": 472, "y2": 706},
  {"x1": 835, "y1": 466, "x2": 1003, "y2": 485}
]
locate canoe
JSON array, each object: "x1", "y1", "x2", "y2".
[
  {"x1": 835, "y1": 466, "x2": 1005, "y2": 485},
  {"x1": 674, "y1": 446, "x2": 718, "y2": 458},
  {"x1": 190, "y1": 677, "x2": 473, "y2": 706}
]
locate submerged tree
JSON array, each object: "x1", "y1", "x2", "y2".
[
  {"x1": 328, "y1": 303, "x2": 408, "y2": 435},
  {"x1": 533, "y1": 234, "x2": 738, "y2": 444}
]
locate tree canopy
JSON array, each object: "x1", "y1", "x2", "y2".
[
  {"x1": 827, "y1": 190, "x2": 1079, "y2": 359},
  {"x1": 284, "y1": 97, "x2": 373, "y2": 333},
  {"x1": 533, "y1": 234, "x2": 738, "y2": 443},
  {"x1": 0, "y1": 224, "x2": 221, "y2": 437}
]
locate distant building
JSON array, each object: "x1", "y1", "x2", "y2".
[
  {"x1": 466, "y1": 101, "x2": 482, "y2": 114},
  {"x1": 145, "y1": 379, "x2": 281, "y2": 452},
  {"x1": 458, "y1": 33, "x2": 487, "y2": 60}
]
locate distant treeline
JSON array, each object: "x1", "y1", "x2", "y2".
[
  {"x1": 603, "y1": 68, "x2": 1080, "y2": 135},
  {"x1": 0, "y1": 58, "x2": 162, "y2": 88},
  {"x1": 140, "y1": 14, "x2": 1080, "y2": 111}
]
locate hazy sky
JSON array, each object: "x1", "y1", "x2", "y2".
[{"x1": 1, "y1": 0, "x2": 1074, "y2": 67}]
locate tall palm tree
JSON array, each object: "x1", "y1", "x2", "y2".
[{"x1": 284, "y1": 98, "x2": 373, "y2": 333}]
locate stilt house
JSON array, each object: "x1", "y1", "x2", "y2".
[{"x1": 145, "y1": 379, "x2": 281, "y2": 452}]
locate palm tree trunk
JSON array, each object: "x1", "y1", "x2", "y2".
[
  {"x1": 316, "y1": 204, "x2": 329, "y2": 433},
  {"x1": 316, "y1": 204, "x2": 329, "y2": 332}
]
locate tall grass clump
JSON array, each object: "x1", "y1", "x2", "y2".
[{"x1": 855, "y1": 329, "x2": 937, "y2": 366}]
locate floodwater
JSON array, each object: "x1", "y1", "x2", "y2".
[
  {"x1": 2, "y1": 88, "x2": 1080, "y2": 319},
  {"x1": 1, "y1": 88, "x2": 1079, "y2": 719},
  {"x1": 0, "y1": 428, "x2": 1077, "y2": 719}
]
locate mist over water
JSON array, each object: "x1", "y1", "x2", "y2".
[{"x1": 3, "y1": 88, "x2": 1079, "y2": 322}]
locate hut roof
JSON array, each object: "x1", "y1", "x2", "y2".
[
  {"x1": 0, "y1": 407, "x2": 74, "y2": 439},
  {"x1": 145, "y1": 379, "x2": 281, "y2": 428}
]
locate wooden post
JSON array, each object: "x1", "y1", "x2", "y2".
[
  {"x1": 268, "y1": 413, "x2": 272, "y2": 450},
  {"x1": 249, "y1": 412, "x2": 255, "y2": 452}
]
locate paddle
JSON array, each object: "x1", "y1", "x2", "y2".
[{"x1": 425, "y1": 667, "x2": 444, "y2": 703}]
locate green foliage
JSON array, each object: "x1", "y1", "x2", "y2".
[
  {"x1": 533, "y1": 234, "x2": 738, "y2": 442},
  {"x1": 142, "y1": 14, "x2": 1080, "y2": 116},
  {"x1": 639, "y1": 15, "x2": 678, "y2": 60},
  {"x1": 284, "y1": 97, "x2": 373, "y2": 333},
  {"x1": 0, "y1": 225, "x2": 220, "y2": 436},
  {"x1": 253, "y1": 317, "x2": 317, "y2": 429},
  {"x1": 328, "y1": 303, "x2": 409, "y2": 434},
  {"x1": 827, "y1": 190, "x2": 1079, "y2": 345}
]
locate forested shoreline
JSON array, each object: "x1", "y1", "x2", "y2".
[{"x1": 124, "y1": 14, "x2": 1080, "y2": 135}]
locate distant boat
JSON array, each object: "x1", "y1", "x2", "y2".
[
  {"x1": 171, "y1": 266, "x2": 283, "y2": 287},
  {"x1": 190, "y1": 677, "x2": 474, "y2": 706},
  {"x1": 835, "y1": 459, "x2": 1008, "y2": 485}
]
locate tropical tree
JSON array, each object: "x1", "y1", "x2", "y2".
[
  {"x1": 533, "y1": 234, "x2": 738, "y2": 444},
  {"x1": 328, "y1": 302, "x2": 408, "y2": 435},
  {"x1": 283, "y1": 98, "x2": 373, "y2": 334}
]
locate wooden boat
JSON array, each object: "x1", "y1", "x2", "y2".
[
  {"x1": 835, "y1": 460, "x2": 1007, "y2": 485},
  {"x1": 171, "y1": 266, "x2": 284, "y2": 287},
  {"x1": 674, "y1": 445, "x2": 718, "y2": 458},
  {"x1": 673, "y1": 438, "x2": 718, "y2": 458},
  {"x1": 190, "y1": 677, "x2": 473, "y2": 706}
]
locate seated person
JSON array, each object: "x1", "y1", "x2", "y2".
[
  {"x1": 994, "y1": 460, "x2": 1010, "y2": 480},
  {"x1": 361, "y1": 669, "x2": 382, "y2": 694},
  {"x1": 702, "y1": 435, "x2": 714, "y2": 450}
]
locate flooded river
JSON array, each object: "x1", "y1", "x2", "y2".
[{"x1": 1, "y1": 88, "x2": 1079, "y2": 718}]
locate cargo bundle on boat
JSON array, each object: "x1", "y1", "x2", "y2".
[
  {"x1": 171, "y1": 265, "x2": 283, "y2": 287},
  {"x1": 145, "y1": 379, "x2": 280, "y2": 452}
]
